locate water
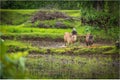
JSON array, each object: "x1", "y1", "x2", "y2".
[{"x1": 25, "y1": 54, "x2": 119, "y2": 79}]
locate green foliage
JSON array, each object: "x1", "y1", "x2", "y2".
[
  {"x1": 33, "y1": 20, "x2": 41, "y2": 27},
  {"x1": 5, "y1": 40, "x2": 117, "y2": 56},
  {"x1": 61, "y1": 10, "x2": 81, "y2": 17},
  {"x1": 80, "y1": 1, "x2": 119, "y2": 30},
  {"x1": 26, "y1": 53, "x2": 119, "y2": 78},
  {"x1": 0, "y1": 9, "x2": 80, "y2": 28},
  {"x1": 1, "y1": 1, "x2": 81, "y2": 10},
  {"x1": 5, "y1": 40, "x2": 29, "y2": 53},
  {"x1": 0, "y1": 39, "x2": 27, "y2": 78},
  {"x1": 1, "y1": 40, "x2": 118, "y2": 79},
  {"x1": 1, "y1": 24, "x2": 118, "y2": 42},
  {"x1": 0, "y1": 1, "x2": 119, "y2": 79},
  {"x1": 0, "y1": 10, "x2": 33, "y2": 25},
  {"x1": 27, "y1": 45, "x2": 118, "y2": 55},
  {"x1": 0, "y1": 8, "x2": 119, "y2": 41}
]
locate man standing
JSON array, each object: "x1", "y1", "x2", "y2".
[{"x1": 71, "y1": 28, "x2": 77, "y2": 42}]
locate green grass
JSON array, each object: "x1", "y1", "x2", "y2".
[
  {"x1": 0, "y1": 9, "x2": 80, "y2": 25},
  {"x1": 1, "y1": 25, "x2": 118, "y2": 42},
  {"x1": 0, "y1": 9, "x2": 119, "y2": 41},
  {"x1": 0, "y1": 9, "x2": 37, "y2": 13},
  {"x1": 61, "y1": 10, "x2": 81, "y2": 17},
  {"x1": 1, "y1": 9, "x2": 119, "y2": 79},
  {"x1": 26, "y1": 54, "x2": 119, "y2": 79},
  {"x1": 4, "y1": 40, "x2": 39, "y2": 54},
  {"x1": 1, "y1": 39, "x2": 119, "y2": 79},
  {"x1": 0, "y1": 10, "x2": 32, "y2": 25},
  {"x1": 5, "y1": 40, "x2": 118, "y2": 55},
  {"x1": 1, "y1": 25, "x2": 85, "y2": 40}
]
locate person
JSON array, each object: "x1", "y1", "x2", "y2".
[{"x1": 71, "y1": 28, "x2": 77, "y2": 42}]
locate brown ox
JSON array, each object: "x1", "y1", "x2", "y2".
[
  {"x1": 85, "y1": 33, "x2": 93, "y2": 46},
  {"x1": 64, "y1": 32, "x2": 77, "y2": 46}
]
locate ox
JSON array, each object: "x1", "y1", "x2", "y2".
[
  {"x1": 64, "y1": 32, "x2": 77, "y2": 46},
  {"x1": 85, "y1": 33, "x2": 93, "y2": 46}
]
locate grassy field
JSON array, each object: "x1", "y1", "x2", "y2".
[
  {"x1": 5, "y1": 40, "x2": 119, "y2": 55},
  {"x1": 1, "y1": 9, "x2": 119, "y2": 56},
  {"x1": 4, "y1": 39, "x2": 119, "y2": 79},
  {"x1": 0, "y1": 9, "x2": 119, "y2": 79},
  {"x1": 1, "y1": 38, "x2": 119, "y2": 79},
  {"x1": 1, "y1": 26, "x2": 118, "y2": 42},
  {"x1": 26, "y1": 54, "x2": 119, "y2": 79},
  {"x1": 1, "y1": 9, "x2": 119, "y2": 42}
]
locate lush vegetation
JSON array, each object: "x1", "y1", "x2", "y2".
[
  {"x1": 1, "y1": 1, "x2": 86, "y2": 9},
  {"x1": 4, "y1": 40, "x2": 118, "y2": 55},
  {"x1": 0, "y1": 39, "x2": 27, "y2": 78},
  {"x1": 80, "y1": 1, "x2": 119, "y2": 33},
  {"x1": 0, "y1": 0, "x2": 119, "y2": 79},
  {"x1": 26, "y1": 54, "x2": 119, "y2": 79},
  {"x1": 1, "y1": 9, "x2": 119, "y2": 42}
]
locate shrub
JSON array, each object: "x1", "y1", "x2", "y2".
[{"x1": 0, "y1": 39, "x2": 27, "y2": 78}]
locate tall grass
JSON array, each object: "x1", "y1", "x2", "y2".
[{"x1": 26, "y1": 54, "x2": 119, "y2": 79}]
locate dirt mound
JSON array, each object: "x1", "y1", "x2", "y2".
[{"x1": 31, "y1": 11, "x2": 69, "y2": 23}]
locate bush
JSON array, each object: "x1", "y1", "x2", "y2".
[{"x1": 0, "y1": 39, "x2": 26, "y2": 78}]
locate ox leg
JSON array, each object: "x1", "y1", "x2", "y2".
[
  {"x1": 64, "y1": 41, "x2": 68, "y2": 46},
  {"x1": 90, "y1": 41, "x2": 93, "y2": 46},
  {"x1": 64, "y1": 42, "x2": 66, "y2": 46},
  {"x1": 86, "y1": 41, "x2": 88, "y2": 46}
]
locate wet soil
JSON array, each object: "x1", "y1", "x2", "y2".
[{"x1": 23, "y1": 40, "x2": 113, "y2": 49}]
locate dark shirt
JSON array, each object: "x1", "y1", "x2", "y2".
[{"x1": 72, "y1": 30, "x2": 77, "y2": 35}]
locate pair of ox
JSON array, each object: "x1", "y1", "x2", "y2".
[{"x1": 64, "y1": 32, "x2": 93, "y2": 46}]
